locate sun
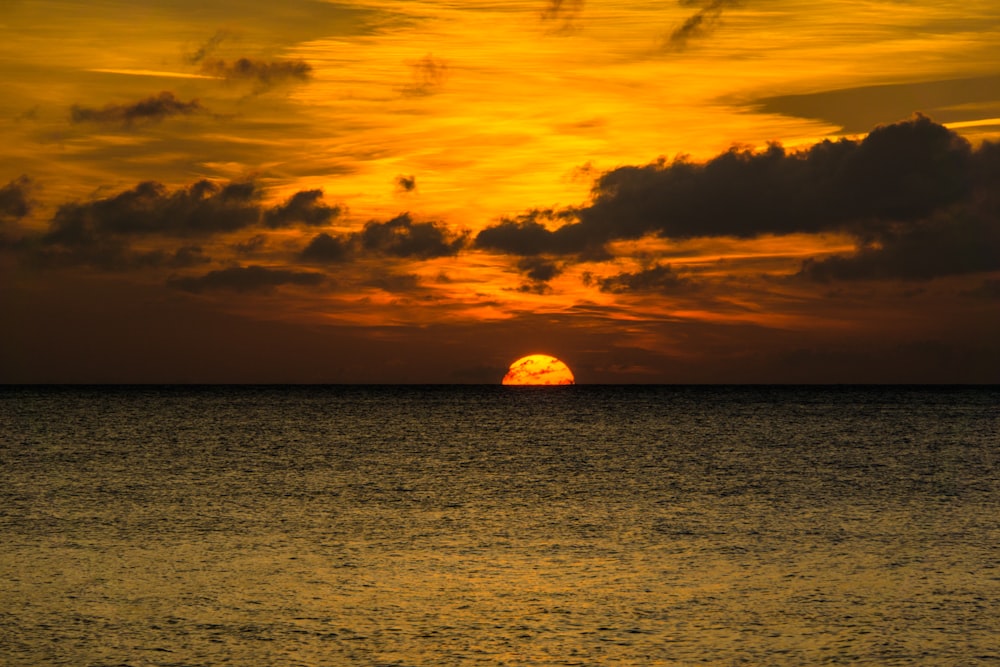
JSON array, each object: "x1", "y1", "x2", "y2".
[{"x1": 502, "y1": 354, "x2": 575, "y2": 385}]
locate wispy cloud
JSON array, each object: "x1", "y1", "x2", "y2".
[
  {"x1": 541, "y1": 0, "x2": 584, "y2": 28},
  {"x1": 587, "y1": 263, "x2": 697, "y2": 294},
  {"x1": 70, "y1": 92, "x2": 202, "y2": 126},
  {"x1": 665, "y1": 0, "x2": 742, "y2": 51},
  {"x1": 187, "y1": 29, "x2": 232, "y2": 65},
  {"x1": 401, "y1": 54, "x2": 448, "y2": 97},
  {"x1": 200, "y1": 57, "x2": 312, "y2": 91}
]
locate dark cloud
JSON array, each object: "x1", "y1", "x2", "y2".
[
  {"x1": 511, "y1": 257, "x2": 563, "y2": 294},
  {"x1": 798, "y1": 134, "x2": 1000, "y2": 282},
  {"x1": 300, "y1": 213, "x2": 467, "y2": 264},
  {"x1": 23, "y1": 239, "x2": 165, "y2": 272},
  {"x1": 516, "y1": 282, "x2": 553, "y2": 295},
  {"x1": 188, "y1": 29, "x2": 231, "y2": 65},
  {"x1": 234, "y1": 234, "x2": 268, "y2": 255},
  {"x1": 588, "y1": 263, "x2": 695, "y2": 293},
  {"x1": 517, "y1": 257, "x2": 562, "y2": 282},
  {"x1": 39, "y1": 180, "x2": 343, "y2": 250},
  {"x1": 666, "y1": 0, "x2": 741, "y2": 51},
  {"x1": 476, "y1": 115, "x2": 978, "y2": 260},
  {"x1": 43, "y1": 180, "x2": 262, "y2": 245},
  {"x1": 201, "y1": 57, "x2": 312, "y2": 90},
  {"x1": 17, "y1": 232, "x2": 210, "y2": 273},
  {"x1": 395, "y1": 174, "x2": 417, "y2": 192},
  {"x1": 750, "y1": 74, "x2": 1000, "y2": 134},
  {"x1": 402, "y1": 55, "x2": 448, "y2": 96},
  {"x1": 168, "y1": 265, "x2": 325, "y2": 293},
  {"x1": 363, "y1": 272, "x2": 422, "y2": 293},
  {"x1": 541, "y1": 0, "x2": 584, "y2": 25},
  {"x1": 798, "y1": 196, "x2": 1000, "y2": 282},
  {"x1": 264, "y1": 189, "x2": 341, "y2": 228},
  {"x1": 300, "y1": 232, "x2": 352, "y2": 264},
  {"x1": 10, "y1": 179, "x2": 344, "y2": 272},
  {"x1": 70, "y1": 92, "x2": 202, "y2": 126},
  {"x1": 359, "y1": 213, "x2": 467, "y2": 259},
  {"x1": 0, "y1": 176, "x2": 31, "y2": 221},
  {"x1": 475, "y1": 214, "x2": 553, "y2": 256},
  {"x1": 169, "y1": 245, "x2": 212, "y2": 268},
  {"x1": 474, "y1": 209, "x2": 583, "y2": 256}
]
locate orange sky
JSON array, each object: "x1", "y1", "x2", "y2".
[{"x1": 2, "y1": 0, "x2": 999, "y2": 382}]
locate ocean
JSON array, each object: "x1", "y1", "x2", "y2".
[{"x1": 1, "y1": 385, "x2": 998, "y2": 666}]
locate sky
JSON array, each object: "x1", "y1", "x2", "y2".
[{"x1": 1, "y1": 0, "x2": 999, "y2": 383}]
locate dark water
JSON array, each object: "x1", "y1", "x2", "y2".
[{"x1": 1, "y1": 385, "x2": 998, "y2": 666}]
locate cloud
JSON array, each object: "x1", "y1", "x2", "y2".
[
  {"x1": 300, "y1": 213, "x2": 467, "y2": 264},
  {"x1": 39, "y1": 179, "x2": 344, "y2": 248},
  {"x1": 516, "y1": 282, "x2": 553, "y2": 295},
  {"x1": 363, "y1": 271, "x2": 422, "y2": 292},
  {"x1": 234, "y1": 234, "x2": 268, "y2": 255},
  {"x1": 264, "y1": 189, "x2": 341, "y2": 228},
  {"x1": 201, "y1": 57, "x2": 312, "y2": 90},
  {"x1": 542, "y1": 0, "x2": 584, "y2": 20},
  {"x1": 510, "y1": 257, "x2": 563, "y2": 294},
  {"x1": 169, "y1": 245, "x2": 212, "y2": 268},
  {"x1": 22, "y1": 238, "x2": 164, "y2": 271},
  {"x1": 666, "y1": 0, "x2": 741, "y2": 51},
  {"x1": 541, "y1": 0, "x2": 584, "y2": 26},
  {"x1": 517, "y1": 256, "x2": 562, "y2": 282},
  {"x1": 70, "y1": 92, "x2": 202, "y2": 126},
  {"x1": 187, "y1": 30, "x2": 313, "y2": 92},
  {"x1": 476, "y1": 115, "x2": 977, "y2": 259},
  {"x1": 395, "y1": 174, "x2": 416, "y2": 192},
  {"x1": 359, "y1": 213, "x2": 467, "y2": 259},
  {"x1": 7, "y1": 179, "x2": 344, "y2": 271},
  {"x1": 168, "y1": 265, "x2": 325, "y2": 293},
  {"x1": 188, "y1": 29, "x2": 231, "y2": 65},
  {"x1": 402, "y1": 54, "x2": 448, "y2": 96},
  {"x1": 474, "y1": 209, "x2": 583, "y2": 256},
  {"x1": 43, "y1": 180, "x2": 262, "y2": 245},
  {"x1": 798, "y1": 132, "x2": 1000, "y2": 282},
  {"x1": 798, "y1": 197, "x2": 1000, "y2": 282},
  {"x1": 749, "y1": 74, "x2": 1000, "y2": 134},
  {"x1": 587, "y1": 263, "x2": 695, "y2": 293},
  {"x1": 300, "y1": 232, "x2": 352, "y2": 263},
  {"x1": 0, "y1": 176, "x2": 31, "y2": 221}
]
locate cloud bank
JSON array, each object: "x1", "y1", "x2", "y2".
[
  {"x1": 476, "y1": 115, "x2": 997, "y2": 286},
  {"x1": 6, "y1": 116, "x2": 998, "y2": 292}
]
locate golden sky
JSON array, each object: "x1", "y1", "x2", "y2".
[{"x1": 2, "y1": 0, "x2": 999, "y2": 382}]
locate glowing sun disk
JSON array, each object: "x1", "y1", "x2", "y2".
[{"x1": 502, "y1": 354, "x2": 575, "y2": 385}]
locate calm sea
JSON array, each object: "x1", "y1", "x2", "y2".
[{"x1": 1, "y1": 386, "x2": 998, "y2": 666}]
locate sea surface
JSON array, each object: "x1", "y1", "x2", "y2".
[{"x1": 1, "y1": 385, "x2": 998, "y2": 666}]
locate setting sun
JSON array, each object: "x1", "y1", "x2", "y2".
[{"x1": 502, "y1": 354, "x2": 575, "y2": 385}]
